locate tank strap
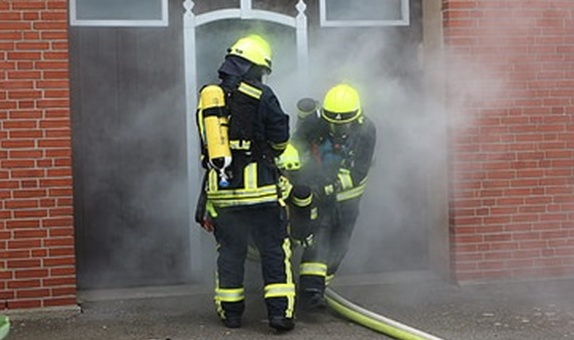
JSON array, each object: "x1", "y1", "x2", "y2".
[{"x1": 226, "y1": 81, "x2": 268, "y2": 166}]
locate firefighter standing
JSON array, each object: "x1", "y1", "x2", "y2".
[
  {"x1": 289, "y1": 84, "x2": 377, "y2": 310},
  {"x1": 195, "y1": 34, "x2": 295, "y2": 331}
]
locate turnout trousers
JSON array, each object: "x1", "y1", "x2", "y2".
[
  {"x1": 213, "y1": 203, "x2": 295, "y2": 321},
  {"x1": 299, "y1": 200, "x2": 360, "y2": 295}
]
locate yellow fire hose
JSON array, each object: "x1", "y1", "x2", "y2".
[
  {"x1": 248, "y1": 244, "x2": 446, "y2": 339},
  {"x1": 0, "y1": 315, "x2": 10, "y2": 340},
  {"x1": 325, "y1": 288, "x2": 446, "y2": 340}
]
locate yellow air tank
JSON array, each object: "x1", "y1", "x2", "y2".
[{"x1": 200, "y1": 85, "x2": 232, "y2": 186}]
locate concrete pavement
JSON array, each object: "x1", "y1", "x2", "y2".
[{"x1": 4, "y1": 272, "x2": 574, "y2": 340}]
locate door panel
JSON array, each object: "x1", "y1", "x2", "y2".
[{"x1": 70, "y1": 1, "x2": 190, "y2": 289}]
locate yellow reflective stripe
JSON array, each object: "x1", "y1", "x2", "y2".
[
  {"x1": 337, "y1": 169, "x2": 353, "y2": 190},
  {"x1": 292, "y1": 192, "x2": 312, "y2": 207},
  {"x1": 214, "y1": 273, "x2": 245, "y2": 319},
  {"x1": 210, "y1": 196, "x2": 278, "y2": 207},
  {"x1": 214, "y1": 274, "x2": 224, "y2": 318},
  {"x1": 244, "y1": 162, "x2": 257, "y2": 189},
  {"x1": 270, "y1": 140, "x2": 288, "y2": 151},
  {"x1": 336, "y1": 184, "x2": 365, "y2": 201},
  {"x1": 206, "y1": 161, "x2": 283, "y2": 207},
  {"x1": 321, "y1": 108, "x2": 362, "y2": 124},
  {"x1": 325, "y1": 274, "x2": 335, "y2": 286},
  {"x1": 300, "y1": 262, "x2": 327, "y2": 277},
  {"x1": 310, "y1": 206, "x2": 318, "y2": 220},
  {"x1": 278, "y1": 176, "x2": 293, "y2": 200},
  {"x1": 261, "y1": 239, "x2": 295, "y2": 318},
  {"x1": 208, "y1": 185, "x2": 277, "y2": 198},
  {"x1": 336, "y1": 177, "x2": 367, "y2": 202},
  {"x1": 207, "y1": 185, "x2": 279, "y2": 207},
  {"x1": 283, "y1": 237, "x2": 295, "y2": 317},
  {"x1": 215, "y1": 287, "x2": 245, "y2": 302},
  {"x1": 283, "y1": 237, "x2": 294, "y2": 285},
  {"x1": 207, "y1": 170, "x2": 218, "y2": 191},
  {"x1": 206, "y1": 199, "x2": 218, "y2": 218},
  {"x1": 324, "y1": 184, "x2": 334, "y2": 196},
  {"x1": 206, "y1": 163, "x2": 279, "y2": 205},
  {"x1": 264, "y1": 283, "x2": 295, "y2": 298},
  {"x1": 238, "y1": 82, "x2": 262, "y2": 99},
  {"x1": 229, "y1": 139, "x2": 251, "y2": 150}
]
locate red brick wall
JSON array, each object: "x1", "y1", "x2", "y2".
[
  {"x1": 0, "y1": 0, "x2": 76, "y2": 310},
  {"x1": 445, "y1": 0, "x2": 574, "y2": 281}
]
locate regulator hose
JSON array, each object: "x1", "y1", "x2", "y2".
[{"x1": 325, "y1": 288, "x2": 446, "y2": 340}]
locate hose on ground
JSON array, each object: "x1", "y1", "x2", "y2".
[
  {"x1": 0, "y1": 315, "x2": 10, "y2": 340},
  {"x1": 325, "y1": 288, "x2": 446, "y2": 340},
  {"x1": 248, "y1": 243, "x2": 446, "y2": 339}
]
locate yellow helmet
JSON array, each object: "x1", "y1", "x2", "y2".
[
  {"x1": 227, "y1": 34, "x2": 272, "y2": 73},
  {"x1": 321, "y1": 84, "x2": 362, "y2": 124}
]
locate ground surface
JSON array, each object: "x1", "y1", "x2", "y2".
[{"x1": 5, "y1": 273, "x2": 574, "y2": 340}]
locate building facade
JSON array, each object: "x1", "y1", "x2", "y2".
[{"x1": 1, "y1": 0, "x2": 573, "y2": 311}]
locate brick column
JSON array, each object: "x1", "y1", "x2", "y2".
[
  {"x1": 1, "y1": 0, "x2": 76, "y2": 310},
  {"x1": 444, "y1": 0, "x2": 574, "y2": 282}
]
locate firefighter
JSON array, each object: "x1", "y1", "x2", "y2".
[
  {"x1": 290, "y1": 84, "x2": 377, "y2": 310},
  {"x1": 195, "y1": 34, "x2": 295, "y2": 331}
]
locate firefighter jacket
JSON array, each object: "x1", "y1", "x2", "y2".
[
  {"x1": 291, "y1": 115, "x2": 376, "y2": 206},
  {"x1": 294, "y1": 114, "x2": 376, "y2": 295},
  {"x1": 198, "y1": 75, "x2": 289, "y2": 208}
]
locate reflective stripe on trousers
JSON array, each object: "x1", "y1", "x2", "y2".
[
  {"x1": 214, "y1": 284, "x2": 245, "y2": 319},
  {"x1": 300, "y1": 262, "x2": 328, "y2": 277}
]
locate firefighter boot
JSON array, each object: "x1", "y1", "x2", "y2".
[
  {"x1": 269, "y1": 316, "x2": 295, "y2": 331},
  {"x1": 299, "y1": 289, "x2": 327, "y2": 311},
  {"x1": 222, "y1": 315, "x2": 242, "y2": 329}
]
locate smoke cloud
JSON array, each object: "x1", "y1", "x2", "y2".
[{"x1": 74, "y1": 0, "x2": 540, "y2": 292}]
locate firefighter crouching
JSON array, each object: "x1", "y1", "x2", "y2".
[
  {"x1": 288, "y1": 84, "x2": 377, "y2": 311},
  {"x1": 195, "y1": 34, "x2": 295, "y2": 332}
]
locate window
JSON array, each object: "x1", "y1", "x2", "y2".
[
  {"x1": 70, "y1": 0, "x2": 168, "y2": 27},
  {"x1": 319, "y1": 0, "x2": 409, "y2": 27}
]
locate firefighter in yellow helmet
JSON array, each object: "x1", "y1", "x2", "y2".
[
  {"x1": 195, "y1": 34, "x2": 295, "y2": 331},
  {"x1": 289, "y1": 84, "x2": 377, "y2": 311}
]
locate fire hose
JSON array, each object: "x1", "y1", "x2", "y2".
[
  {"x1": 249, "y1": 245, "x2": 445, "y2": 339},
  {"x1": 0, "y1": 315, "x2": 10, "y2": 340},
  {"x1": 325, "y1": 287, "x2": 446, "y2": 340}
]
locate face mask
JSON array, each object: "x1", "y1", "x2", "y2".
[
  {"x1": 329, "y1": 123, "x2": 353, "y2": 149},
  {"x1": 329, "y1": 123, "x2": 352, "y2": 140}
]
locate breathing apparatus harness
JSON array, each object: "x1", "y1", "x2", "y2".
[{"x1": 198, "y1": 79, "x2": 276, "y2": 189}]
